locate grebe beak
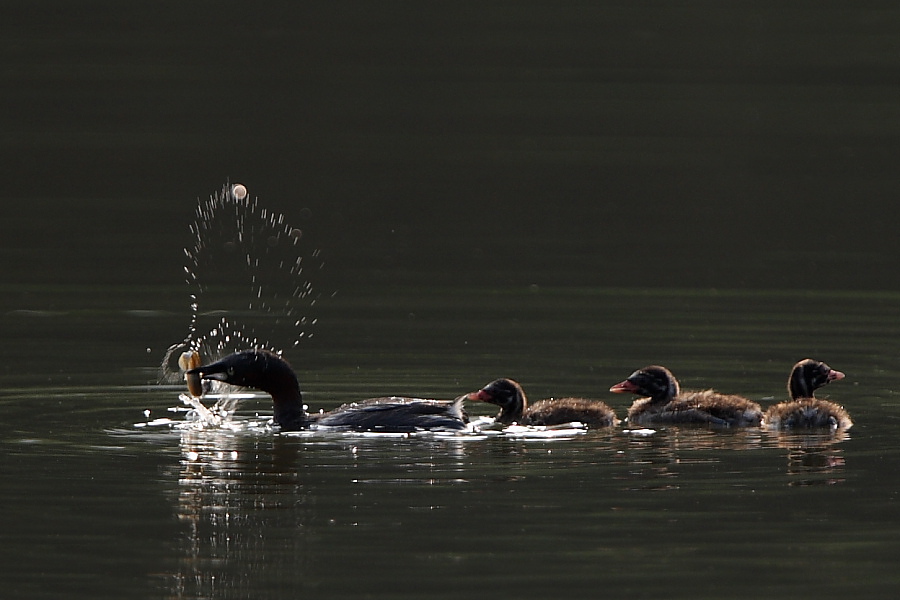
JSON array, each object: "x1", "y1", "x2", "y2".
[
  {"x1": 609, "y1": 380, "x2": 640, "y2": 394},
  {"x1": 467, "y1": 390, "x2": 493, "y2": 402}
]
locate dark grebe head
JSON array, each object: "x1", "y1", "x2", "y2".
[
  {"x1": 468, "y1": 378, "x2": 527, "y2": 424},
  {"x1": 609, "y1": 365, "x2": 679, "y2": 403},
  {"x1": 187, "y1": 349, "x2": 307, "y2": 430},
  {"x1": 188, "y1": 349, "x2": 299, "y2": 393},
  {"x1": 788, "y1": 359, "x2": 845, "y2": 400}
]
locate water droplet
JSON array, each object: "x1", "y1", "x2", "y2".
[{"x1": 163, "y1": 182, "x2": 326, "y2": 375}]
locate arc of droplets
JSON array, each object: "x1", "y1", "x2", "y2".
[{"x1": 173, "y1": 182, "x2": 323, "y2": 370}]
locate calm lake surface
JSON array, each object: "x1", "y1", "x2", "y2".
[
  {"x1": 3, "y1": 286, "x2": 900, "y2": 599},
  {"x1": 4, "y1": 2, "x2": 900, "y2": 599}
]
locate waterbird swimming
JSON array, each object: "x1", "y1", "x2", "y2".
[
  {"x1": 468, "y1": 377, "x2": 619, "y2": 428},
  {"x1": 762, "y1": 359, "x2": 850, "y2": 430},
  {"x1": 186, "y1": 349, "x2": 468, "y2": 433},
  {"x1": 609, "y1": 365, "x2": 762, "y2": 427}
]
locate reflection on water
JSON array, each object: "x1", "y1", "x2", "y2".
[
  {"x1": 766, "y1": 429, "x2": 850, "y2": 487},
  {"x1": 152, "y1": 411, "x2": 854, "y2": 598},
  {"x1": 168, "y1": 431, "x2": 315, "y2": 597},
  {"x1": 165, "y1": 428, "x2": 484, "y2": 597}
]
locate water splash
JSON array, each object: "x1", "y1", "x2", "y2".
[{"x1": 158, "y1": 182, "x2": 324, "y2": 422}]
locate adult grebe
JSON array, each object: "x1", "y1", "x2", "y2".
[
  {"x1": 609, "y1": 365, "x2": 762, "y2": 427},
  {"x1": 187, "y1": 349, "x2": 468, "y2": 432}
]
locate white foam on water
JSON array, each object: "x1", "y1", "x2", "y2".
[
  {"x1": 500, "y1": 423, "x2": 588, "y2": 439},
  {"x1": 622, "y1": 428, "x2": 657, "y2": 436}
]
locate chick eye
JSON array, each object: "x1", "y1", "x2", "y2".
[{"x1": 227, "y1": 367, "x2": 235, "y2": 376}]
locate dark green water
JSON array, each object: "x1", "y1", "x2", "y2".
[
  {"x1": 3, "y1": 2, "x2": 900, "y2": 599},
  {"x1": 3, "y1": 286, "x2": 900, "y2": 599}
]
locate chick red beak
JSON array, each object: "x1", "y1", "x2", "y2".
[
  {"x1": 828, "y1": 369, "x2": 846, "y2": 382},
  {"x1": 467, "y1": 390, "x2": 493, "y2": 402},
  {"x1": 610, "y1": 380, "x2": 640, "y2": 394}
]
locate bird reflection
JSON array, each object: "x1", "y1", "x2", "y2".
[
  {"x1": 166, "y1": 429, "x2": 317, "y2": 598},
  {"x1": 764, "y1": 429, "x2": 850, "y2": 486},
  {"x1": 613, "y1": 426, "x2": 766, "y2": 489},
  {"x1": 612, "y1": 425, "x2": 850, "y2": 487},
  {"x1": 163, "y1": 428, "x2": 477, "y2": 598}
]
